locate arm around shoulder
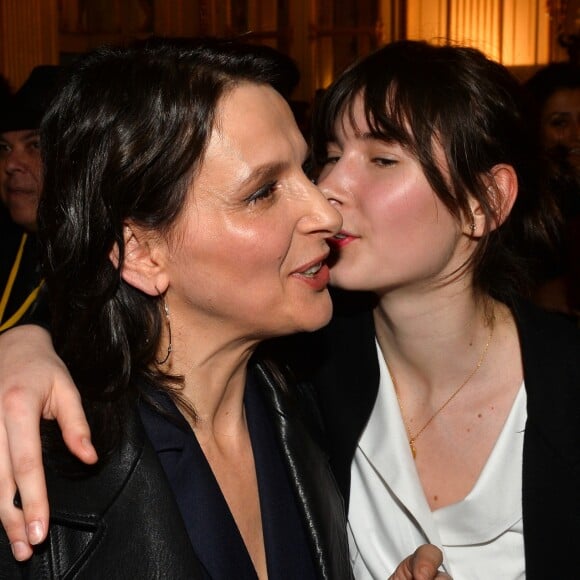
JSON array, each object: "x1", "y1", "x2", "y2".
[{"x1": 0, "y1": 324, "x2": 96, "y2": 557}]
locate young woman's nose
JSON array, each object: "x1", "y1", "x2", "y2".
[{"x1": 317, "y1": 167, "x2": 348, "y2": 208}]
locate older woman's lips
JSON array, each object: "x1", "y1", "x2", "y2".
[{"x1": 292, "y1": 254, "x2": 331, "y2": 291}]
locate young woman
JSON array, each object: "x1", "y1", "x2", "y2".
[
  {"x1": 3, "y1": 40, "x2": 573, "y2": 579},
  {"x1": 304, "y1": 41, "x2": 580, "y2": 579}
]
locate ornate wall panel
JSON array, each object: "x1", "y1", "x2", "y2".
[
  {"x1": 0, "y1": 0, "x2": 59, "y2": 89},
  {"x1": 406, "y1": 0, "x2": 551, "y2": 66},
  {"x1": 1, "y1": 0, "x2": 578, "y2": 100}
]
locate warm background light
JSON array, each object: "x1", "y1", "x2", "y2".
[{"x1": 0, "y1": 0, "x2": 578, "y2": 100}]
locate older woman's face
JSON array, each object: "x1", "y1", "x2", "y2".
[
  {"x1": 541, "y1": 87, "x2": 580, "y2": 169},
  {"x1": 163, "y1": 83, "x2": 341, "y2": 341}
]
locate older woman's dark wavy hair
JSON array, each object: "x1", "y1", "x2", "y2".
[
  {"x1": 39, "y1": 37, "x2": 292, "y2": 452},
  {"x1": 313, "y1": 40, "x2": 559, "y2": 302}
]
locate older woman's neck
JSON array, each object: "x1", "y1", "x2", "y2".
[{"x1": 164, "y1": 332, "x2": 258, "y2": 442}]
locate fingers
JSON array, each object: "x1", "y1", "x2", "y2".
[
  {"x1": 0, "y1": 324, "x2": 97, "y2": 559},
  {"x1": 389, "y1": 544, "x2": 448, "y2": 580},
  {"x1": 0, "y1": 415, "x2": 32, "y2": 560},
  {"x1": 410, "y1": 544, "x2": 445, "y2": 580},
  {"x1": 51, "y1": 376, "x2": 97, "y2": 465},
  {"x1": 1, "y1": 384, "x2": 48, "y2": 555},
  {"x1": 0, "y1": 376, "x2": 96, "y2": 559}
]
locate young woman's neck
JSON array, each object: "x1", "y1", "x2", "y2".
[{"x1": 373, "y1": 282, "x2": 496, "y2": 392}]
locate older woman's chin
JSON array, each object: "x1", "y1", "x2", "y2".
[{"x1": 294, "y1": 291, "x2": 334, "y2": 333}]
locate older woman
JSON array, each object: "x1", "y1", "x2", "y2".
[{"x1": 0, "y1": 37, "x2": 354, "y2": 579}]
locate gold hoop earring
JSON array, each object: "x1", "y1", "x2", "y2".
[{"x1": 155, "y1": 289, "x2": 172, "y2": 365}]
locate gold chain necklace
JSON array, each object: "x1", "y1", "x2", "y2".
[{"x1": 385, "y1": 324, "x2": 494, "y2": 460}]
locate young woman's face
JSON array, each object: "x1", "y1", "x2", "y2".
[
  {"x1": 541, "y1": 87, "x2": 580, "y2": 169},
  {"x1": 317, "y1": 95, "x2": 470, "y2": 296},
  {"x1": 163, "y1": 83, "x2": 341, "y2": 340}
]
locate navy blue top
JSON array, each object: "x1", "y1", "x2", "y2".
[{"x1": 138, "y1": 369, "x2": 317, "y2": 579}]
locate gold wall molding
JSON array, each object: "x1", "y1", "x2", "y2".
[{"x1": 1, "y1": 1, "x2": 578, "y2": 100}]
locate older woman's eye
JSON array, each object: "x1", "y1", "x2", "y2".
[
  {"x1": 321, "y1": 154, "x2": 340, "y2": 166},
  {"x1": 247, "y1": 181, "x2": 277, "y2": 204}
]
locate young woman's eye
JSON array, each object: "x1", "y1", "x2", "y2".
[
  {"x1": 373, "y1": 157, "x2": 396, "y2": 167},
  {"x1": 247, "y1": 181, "x2": 277, "y2": 204}
]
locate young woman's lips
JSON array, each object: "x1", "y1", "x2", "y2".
[{"x1": 328, "y1": 231, "x2": 358, "y2": 248}]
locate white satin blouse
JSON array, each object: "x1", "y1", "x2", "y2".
[{"x1": 347, "y1": 341, "x2": 526, "y2": 579}]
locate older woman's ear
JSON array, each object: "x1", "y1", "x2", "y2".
[{"x1": 109, "y1": 222, "x2": 169, "y2": 296}]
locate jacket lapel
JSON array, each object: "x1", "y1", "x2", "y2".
[
  {"x1": 512, "y1": 301, "x2": 580, "y2": 577},
  {"x1": 253, "y1": 360, "x2": 353, "y2": 580},
  {"x1": 35, "y1": 408, "x2": 206, "y2": 578}
]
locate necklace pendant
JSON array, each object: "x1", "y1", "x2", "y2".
[{"x1": 409, "y1": 439, "x2": 417, "y2": 459}]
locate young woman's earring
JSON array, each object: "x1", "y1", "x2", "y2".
[
  {"x1": 469, "y1": 211, "x2": 477, "y2": 236},
  {"x1": 155, "y1": 288, "x2": 172, "y2": 365}
]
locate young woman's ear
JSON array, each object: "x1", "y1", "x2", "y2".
[
  {"x1": 487, "y1": 164, "x2": 518, "y2": 227},
  {"x1": 466, "y1": 164, "x2": 518, "y2": 236},
  {"x1": 109, "y1": 222, "x2": 169, "y2": 296}
]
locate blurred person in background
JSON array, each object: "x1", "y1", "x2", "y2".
[
  {"x1": 0, "y1": 66, "x2": 61, "y2": 331},
  {"x1": 524, "y1": 61, "x2": 580, "y2": 317}
]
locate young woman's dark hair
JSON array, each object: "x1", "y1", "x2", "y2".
[
  {"x1": 39, "y1": 37, "x2": 289, "y2": 453},
  {"x1": 312, "y1": 40, "x2": 559, "y2": 303}
]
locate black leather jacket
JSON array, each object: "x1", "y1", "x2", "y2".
[{"x1": 0, "y1": 361, "x2": 352, "y2": 579}]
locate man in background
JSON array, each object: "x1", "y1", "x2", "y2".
[{"x1": 0, "y1": 65, "x2": 61, "y2": 331}]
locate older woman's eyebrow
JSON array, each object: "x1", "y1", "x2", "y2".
[{"x1": 239, "y1": 161, "x2": 290, "y2": 188}]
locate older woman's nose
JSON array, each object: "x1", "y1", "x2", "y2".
[{"x1": 300, "y1": 180, "x2": 342, "y2": 235}]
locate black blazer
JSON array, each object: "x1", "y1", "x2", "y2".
[
  {"x1": 0, "y1": 361, "x2": 352, "y2": 580},
  {"x1": 303, "y1": 296, "x2": 580, "y2": 580}
]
